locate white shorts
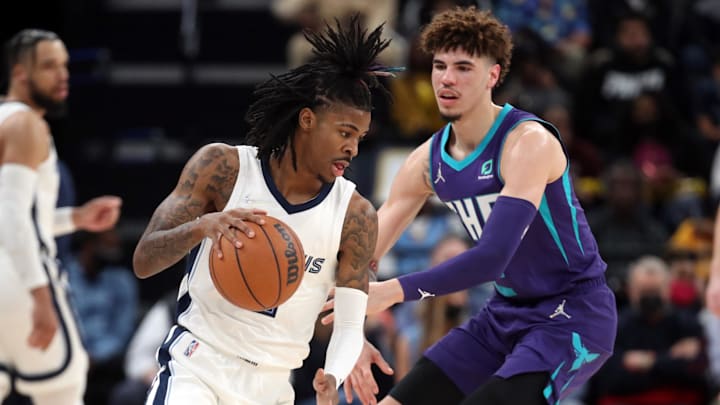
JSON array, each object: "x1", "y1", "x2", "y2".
[
  {"x1": 146, "y1": 326, "x2": 295, "y2": 405},
  {"x1": 0, "y1": 254, "x2": 88, "y2": 398}
]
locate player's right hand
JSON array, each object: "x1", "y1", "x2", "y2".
[
  {"x1": 343, "y1": 339, "x2": 394, "y2": 405},
  {"x1": 199, "y1": 208, "x2": 267, "y2": 259},
  {"x1": 28, "y1": 286, "x2": 59, "y2": 350}
]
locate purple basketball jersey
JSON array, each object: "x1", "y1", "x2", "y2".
[{"x1": 429, "y1": 103, "x2": 606, "y2": 299}]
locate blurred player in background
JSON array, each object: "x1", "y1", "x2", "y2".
[
  {"x1": 133, "y1": 17, "x2": 396, "y2": 405},
  {"x1": 0, "y1": 29, "x2": 122, "y2": 405}
]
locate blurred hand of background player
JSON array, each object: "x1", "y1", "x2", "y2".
[
  {"x1": 28, "y1": 286, "x2": 58, "y2": 350},
  {"x1": 342, "y1": 339, "x2": 394, "y2": 405},
  {"x1": 706, "y1": 271, "x2": 720, "y2": 316},
  {"x1": 74, "y1": 195, "x2": 122, "y2": 232},
  {"x1": 313, "y1": 368, "x2": 339, "y2": 405},
  {"x1": 198, "y1": 208, "x2": 267, "y2": 259}
]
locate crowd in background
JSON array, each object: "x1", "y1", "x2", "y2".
[{"x1": 4, "y1": 0, "x2": 720, "y2": 404}]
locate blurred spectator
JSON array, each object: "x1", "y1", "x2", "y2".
[
  {"x1": 588, "y1": 0, "x2": 678, "y2": 50},
  {"x1": 67, "y1": 230, "x2": 138, "y2": 405},
  {"x1": 666, "y1": 249, "x2": 704, "y2": 314},
  {"x1": 494, "y1": 0, "x2": 592, "y2": 82},
  {"x1": 272, "y1": 0, "x2": 407, "y2": 68},
  {"x1": 389, "y1": 36, "x2": 446, "y2": 143},
  {"x1": 109, "y1": 291, "x2": 176, "y2": 405},
  {"x1": 576, "y1": 12, "x2": 676, "y2": 150},
  {"x1": 591, "y1": 256, "x2": 709, "y2": 405},
  {"x1": 587, "y1": 161, "x2": 668, "y2": 306},
  {"x1": 397, "y1": 0, "x2": 486, "y2": 38},
  {"x1": 495, "y1": 33, "x2": 570, "y2": 113},
  {"x1": 540, "y1": 103, "x2": 603, "y2": 178}
]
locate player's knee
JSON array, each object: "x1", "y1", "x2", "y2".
[{"x1": 462, "y1": 373, "x2": 548, "y2": 405}]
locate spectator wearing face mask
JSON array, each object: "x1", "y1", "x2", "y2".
[{"x1": 589, "y1": 256, "x2": 709, "y2": 405}]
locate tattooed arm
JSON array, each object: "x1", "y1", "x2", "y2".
[
  {"x1": 336, "y1": 191, "x2": 379, "y2": 292},
  {"x1": 315, "y1": 191, "x2": 378, "y2": 393},
  {"x1": 133, "y1": 143, "x2": 265, "y2": 279}
]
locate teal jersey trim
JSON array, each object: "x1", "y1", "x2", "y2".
[
  {"x1": 561, "y1": 170, "x2": 584, "y2": 255},
  {"x1": 440, "y1": 103, "x2": 512, "y2": 171},
  {"x1": 539, "y1": 195, "x2": 569, "y2": 264},
  {"x1": 494, "y1": 282, "x2": 518, "y2": 297},
  {"x1": 543, "y1": 361, "x2": 566, "y2": 400}
]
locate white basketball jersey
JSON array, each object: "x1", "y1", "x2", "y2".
[
  {"x1": 0, "y1": 101, "x2": 59, "y2": 270},
  {"x1": 177, "y1": 145, "x2": 356, "y2": 369}
]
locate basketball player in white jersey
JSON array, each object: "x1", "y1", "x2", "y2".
[
  {"x1": 0, "y1": 29, "x2": 122, "y2": 405},
  {"x1": 133, "y1": 18, "x2": 395, "y2": 405}
]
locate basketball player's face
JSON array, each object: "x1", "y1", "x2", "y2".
[
  {"x1": 307, "y1": 104, "x2": 370, "y2": 182},
  {"x1": 22, "y1": 40, "x2": 69, "y2": 111},
  {"x1": 431, "y1": 49, "x2": 500, "y2": 122}
]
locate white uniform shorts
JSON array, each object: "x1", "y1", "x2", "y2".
[
  {"x1": 146, "y1": 326, "x2": 295, "y2": 405},
  {"x1": 0, "y1": 254, "x2": 88, "y2": 398}
]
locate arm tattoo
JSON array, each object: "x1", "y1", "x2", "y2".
[
  {"x1": 336, "y1": 194, "x2": 378, "y2": 291},
  {"x1": 134, "y1": 144, "x2": 238, "y2": 275},
  {"x1": 421, "y1": 155, "x2": 433, "y2": 191}
]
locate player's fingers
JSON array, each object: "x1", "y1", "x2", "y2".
[
  {"x1": 352, "y1": 373, "x2": 376, "y2": 404},
  {"x1": 343, "y1": 377, "x2": 354, "y2": 403},
  {"x1": 320, "y1": 311, "x2": 335, "y2": 325},
  {"x1": 212, "y1": 232, "x2": 225, "y2": 258},
  {"x1": 321, "y1": 298, "x2": 335, "y2": 312},
  {"x1": 226, "y1": 217, "x2": 255, "y2": 240},
  {"x1": 372, "y1": 351, "x2": 394, "y2": 375}
]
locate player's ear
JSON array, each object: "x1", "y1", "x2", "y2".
[
  {"x1": 298, "y1": 107, "x2": 316, "y2": 131},
  {"x1": 11, "y1": 63, "x2": 28, "y2": 83},
  {"x1": 488, "y1": 63, "x2": 501, "y2": 89}
]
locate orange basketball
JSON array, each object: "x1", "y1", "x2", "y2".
[{"x1": 209, "y1": 216, "x2": 305, "y2": 311}]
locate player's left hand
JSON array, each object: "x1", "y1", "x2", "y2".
[
  {"x1": 342, "y1": 339, "x2": 394, "y2": 405},
  {"x1": 321, "y1": 280, "x2": 403, "y2": 325},
  {"x1": 74, "y1": 195, "x2": 122, "y2": 232},
  {"x1": 313, "y1": 368, "x2": 339, "y2": 405}
]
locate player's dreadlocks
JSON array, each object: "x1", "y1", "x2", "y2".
[{"x1": 244, "y1": 15, "x2": 397, "y2": 169}]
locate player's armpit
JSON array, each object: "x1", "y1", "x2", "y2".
[
  {"x1": 336, "y1": 192, "x2": 378, "y2": 292},
  {"x1": 133, "y1": 143, "x2": 239, "y2": 278}
]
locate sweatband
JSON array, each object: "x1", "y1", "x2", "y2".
[
  {"x1": 0, "y1": 164, "x2": 48, "y2": 289},
  {"x1": 398, "y1": 196, "x2": 537, "y2": 301},
  {"x1": 54, "y1": 206, "x2": 76, "y2": 236},
  {"x1": 323, "y1": 287, "x2": 368, "y2": 388}
]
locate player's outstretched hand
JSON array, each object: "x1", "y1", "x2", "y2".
[
  {"x1": 28, "y1": 286, "x2": 58, "y2": 350},
  {"x1": 342, "y1": 339, "x2": 394, "y2": 405},
  {"x1": 199, "y1": 208, "x2": 267, "y2": 259},
  {"x1": 75, "y1": 195, "x2": 122, "y2": 232},
  {"x1": 313, "y1": 368, "x2": 339, "y2": 405},
  {"x1": 321, "y1": 280, "x2": 403, "y2": 325},
  {"x1": 707, "y1": 275, "x2": 720, "y2": 317}
]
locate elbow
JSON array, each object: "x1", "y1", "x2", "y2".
[{"x1": 132, "y1": 248, "x2": 152, "y2": 279}]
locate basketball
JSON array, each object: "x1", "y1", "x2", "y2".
[{"x1": 209, "y1": 216, "x2": 305, "y2": 311}]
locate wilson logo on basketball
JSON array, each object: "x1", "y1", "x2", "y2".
[{"x1": 274, "y1": 223, "x2": 300, "y2": 286}]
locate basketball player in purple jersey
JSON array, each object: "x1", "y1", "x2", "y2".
[{"x1": 324, "y1": 7, "x2": 617, "y2": 405}]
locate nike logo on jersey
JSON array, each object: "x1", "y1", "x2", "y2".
[{"x1": 418, "y1": 288, "x2": 435, "y2": 300}]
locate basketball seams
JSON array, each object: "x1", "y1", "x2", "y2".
[
  {"x1": 256, "y1": 224, "x2": 283, "y2": 308},
  {"x1": 232, "y1": 226, "x2": 270, "y2": 309}
]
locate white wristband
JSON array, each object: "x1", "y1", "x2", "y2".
[
  {"x1": 54, "y1": 206, "x2": 77, "y2": 236},
  {"x1": 324, "y1": 287, "x2": 368, "y2": 387}
]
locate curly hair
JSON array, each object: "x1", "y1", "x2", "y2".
[
  {"x1": 244, "y1": 15, "x2": 394, "y2": 168},
  {"x1": 420, "y1": 7, "x2": 513, "y2": 86}
]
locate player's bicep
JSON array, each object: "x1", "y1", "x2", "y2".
[
  {"x1": 142, "y1": 143, "x2": 235, "y2": 235},
  {"x1": 499, "y1": 125, "x2": 565, "y2": 208},
  {"x1": 336, "y1": 193, "x2": 378, "y2": 292},
  {"x1": 0, "y1": 112, "x2": 49, "y2": 168}
]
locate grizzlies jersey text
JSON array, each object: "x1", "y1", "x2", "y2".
[
  {"x1": 430, "y1": 104, "x2": 606, "y2": 299},
  {"x1": 176, "y1": 146, "x2": 355, "y2": 369}
]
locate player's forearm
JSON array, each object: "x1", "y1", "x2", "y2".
[
  {"x1": 323, "y1": 287, "x2": 368, "y2": 387},
  {"x1": 133, "y1": 219, "x2": 205, "y2": 279},
  {"x1": 398, "y1": 196, "x2": 536, "y2": 300}
]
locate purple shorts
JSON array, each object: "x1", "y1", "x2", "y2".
[{"x1": 425, "y1": 277, "x2": 617, "y2": 404}]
